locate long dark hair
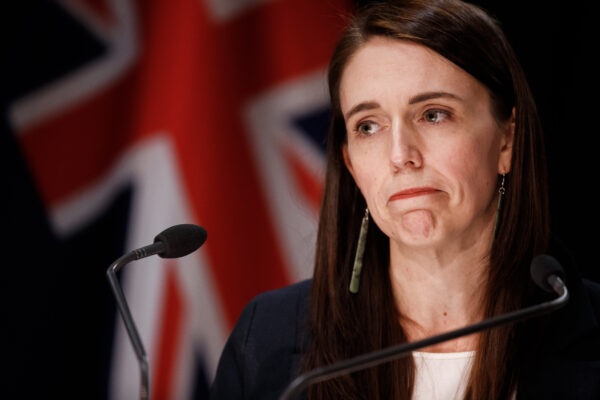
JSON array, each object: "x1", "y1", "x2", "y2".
[{"x1": 301, "y1": 0, "x2": 550, "y2": 398}]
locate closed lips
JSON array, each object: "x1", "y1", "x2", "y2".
[{"x1": 389, "y1": 187, "x2": 439, "y2": 200}]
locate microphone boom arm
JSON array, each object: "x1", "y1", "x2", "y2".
[{"x1": 106, "y1": 242, "x2": 164, "y2": 400}]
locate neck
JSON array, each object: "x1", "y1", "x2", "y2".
[{"x1": 389, "y1": 231, "x2": 492, "y2": 352}]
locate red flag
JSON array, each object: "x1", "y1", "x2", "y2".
[{"x1": 10, "y1": 0, "x2": 349, "y2": 397}]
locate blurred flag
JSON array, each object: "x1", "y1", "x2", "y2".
[{"x1": 6, "y1": 0, "x2": 349, "y2": 398}]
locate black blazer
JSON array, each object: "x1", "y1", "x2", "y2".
[{"x1": 211, "y1": 262, "x2": 600, "y2": 399}]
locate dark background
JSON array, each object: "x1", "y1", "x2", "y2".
[
  {"x1": 474, "y1": 0, "x2": 599, "y2": 285},
  {"x1": 2, "y1": 0, "x2": 597, "y2": 398}
]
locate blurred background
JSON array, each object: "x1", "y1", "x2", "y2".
[{"x1": 2, "y1": 0, "x2": 597, "y2": 398}]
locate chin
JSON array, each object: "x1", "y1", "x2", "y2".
[
  {"x1": 389, "y1": 228, "x2": 443, "y2": 249},
  {"x1": 398, "y1": 234, "x2": 441, "y2": 248},
  {"x1": 398, "y1": 210, "x2": 438, "y2": 240}
]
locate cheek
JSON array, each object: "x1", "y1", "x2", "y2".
[
  {"x1": 346, "y1": 143, "x2": 386, "y2": 194},
  {"x1": 346, "y1": 152, "x2": 391, "y2": 222},
  {"x1": 441, "y1": 136, "x2": 499, "y2": 200},
  {"x1": 352, "y1": 162, "x2": 382, "y2": 200}
]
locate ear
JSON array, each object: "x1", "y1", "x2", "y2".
[
  {"x1": 342, "y1": 144, "x2": 356, "y2": 179},
  {"x1": 498, "y1": 107, "x2": 515, "y2": 175}
]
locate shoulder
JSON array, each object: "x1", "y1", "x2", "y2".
[
  {"x1": 582, "y1": 278, "x2": 600, "y2": 308},
  {"x1": 548, "y1": 238, "x2": 600, "y2": 344},
  {"x1": 582, "y1": 279, "x2": 600, "y2": 340},
  {"x1": 241, "y1": 279, "x2": 311, "y2": 341},
  {"x1": 228, "y1": 278, "x2": 311, "y2": 331},
  {"x1": 248, "y1": 278, "x2": 312, "y2": 317},
  {"x1": 210, "y1": 280, "x2": 312, "y2": 400},
  {"x1": 237, "y1": 279, "x2": 312, "y2": 354},
  {"x1": 517, "y1": 273, "x2": 600, "y2": 398}
]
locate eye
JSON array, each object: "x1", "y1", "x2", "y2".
[
  {"x1": 422, "y1": 109, "x2": 450, "y2": 124},
  {"x1": 355, "y1": 120, "x2": 381, "y2": 136}
]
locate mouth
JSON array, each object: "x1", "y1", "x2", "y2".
[{"x1": 389, "y1": 187, "x2": 440, "y2": 201}]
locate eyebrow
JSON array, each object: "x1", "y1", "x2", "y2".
[
  {"x1": 344, "y1": 91, "x2": 463, "y2": 121},
  {"x1": 408, "y1": 91, "x2": 462, "y2": 104},
  {"x1": 344, "y1": 101, "x2": 380, "y2": 121}
]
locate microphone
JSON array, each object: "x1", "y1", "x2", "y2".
[
  {"x1": 106, "y1": 224, "x2": 207, "y2": 400},
  {"x1": 280, "y1": 254, "x2": 569, "y2": 400},
  {"x1": 530, "y1": 254, "x2": 567, "y2": 295}
]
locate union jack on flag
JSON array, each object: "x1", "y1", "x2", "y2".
[{"x1": 5, "y1": 0, "x2": 349, "y2": 398}]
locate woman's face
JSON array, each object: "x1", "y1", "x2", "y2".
[{"x1": 340, "y1": 37, "x2": 514, "y2": 250}]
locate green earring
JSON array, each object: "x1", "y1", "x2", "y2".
[
  {"x1": 493, "y1": 173, "x2": 506, "y2": 238},
  {"x1": 349, "y1": 208, "x2": 369, "y2": 294}
]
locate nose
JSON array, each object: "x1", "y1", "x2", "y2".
[{"x1": 389, "y1": 121, "x2": 423, "y2": 172}]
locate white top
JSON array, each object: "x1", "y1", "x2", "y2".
[
  {"x1": 412, "y1": 351, "x2": 475, "y2": 400},
  {"x1": 411, "y1": 351, "x2": 516, "y2": 400}
]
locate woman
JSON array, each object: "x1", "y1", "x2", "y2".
[{"x1": 211, "y1": 1, "x2": 600, "y2": 399}]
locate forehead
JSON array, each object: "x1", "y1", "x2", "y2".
[{"x1": 339, "y1": 37, "x2": 489, "y2": 112}]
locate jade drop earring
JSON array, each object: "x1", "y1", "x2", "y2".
[{"x1": 349, "y1": 208, "x2": 369, "y2": 294}]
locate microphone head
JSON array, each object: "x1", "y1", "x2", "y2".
[
  {"x1": 530, "y1": 254, "x2": 565, "y2": 293},
  {"x1": 154, "y1": 224, "x2": 207, "y2": 259}
]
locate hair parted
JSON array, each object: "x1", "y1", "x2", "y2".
[{"x1": 301, "y1": 1, "x2": 550, "y2": 399}]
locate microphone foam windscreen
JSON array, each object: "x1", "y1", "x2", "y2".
[
  {"x1": 530, "y1": 254, "x2": 564, "y2": 293},
  {"x1": 154, "y1": 224, "x2": 207, "y2": 259}
]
